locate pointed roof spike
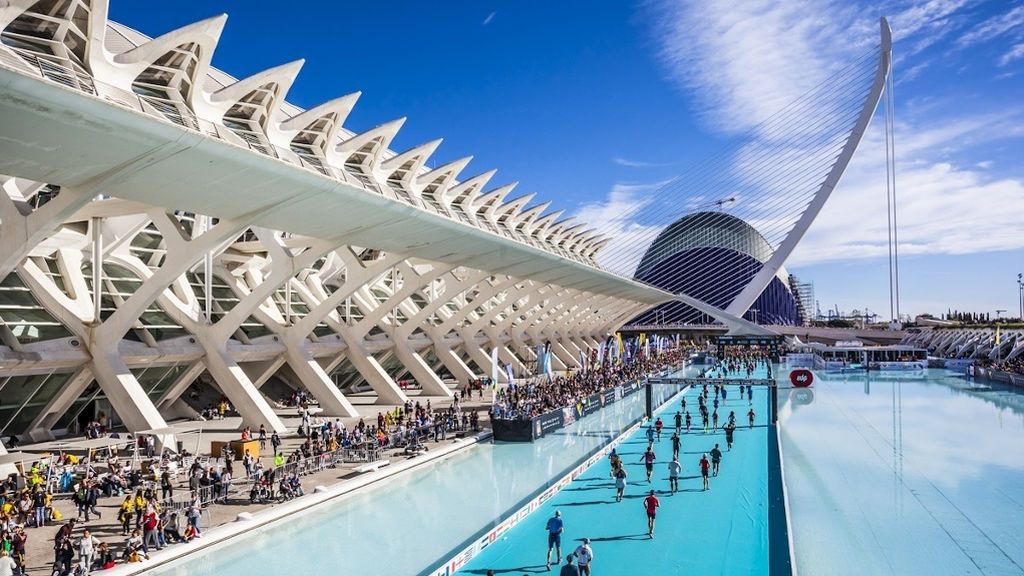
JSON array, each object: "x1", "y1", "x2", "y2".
[
  {"x1": 211, "y1": 59, "x2": 305, "y2": 105},
  {"x1": 473, "y1": 182, "x2": 518, "y2": 210},
  {"x1": 334, "y1": 117, "x2": 407, "y2": 154},
  {"x1": 447, "y1": 169, "x2": 498, "y2": 204},
  {"x1": 112, "y1": 13, "x2": 228, "y2": 67},
  {"x1": 380, "y1": 138, "x2": 443, "y2": 175},
  {"x1": 279, "y1": 92, "x2": 361, "y2": 133},
  {"x1": 416, "y1": 156, "x2": 473, "y2": 187}
]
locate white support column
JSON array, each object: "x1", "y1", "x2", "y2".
[
  {"x1": 394, "y1": 269, "x2": 490, "y2": 388},
  {"x1": 285, "y1": 249, "x2": 407, "y2": 412}
]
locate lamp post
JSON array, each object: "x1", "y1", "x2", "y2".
[
  {"x1": 1017, "y1": 273, "x2": 1023, "y2": 320},
  {"x1": 751, "y1": 308, "x2": 760, "y2": 325}
]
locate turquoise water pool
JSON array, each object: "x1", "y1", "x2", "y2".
[{"x1": 779, "y1": 368, "x2": 1024, "y2": 575}]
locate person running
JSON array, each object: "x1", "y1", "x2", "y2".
[
  {"x1": 639, "y1": 446, "x2": 656, "y2": 483},
  {"x1": 721, "y1": 386, "x2": 728, "y2": 404},
  {"x1": 645, "y1": 426, "x2": 655, "y2": 444},
  {"x1": 728, "y1": 410, "x2": 736, "y2": 427},
  {"x1": 701, "y1": 411, "x2": 709, "y2": 434},
  {"x1": 748, "y1": 386, "x2": 753, "y2": 405},
  {"x1": 573, "y1": 538, "x2": 594, "y2": 576},
  {"x1": 613, "y1": 467, "x2": 628, "y2": 502},
  {"x1": 712, "y1": 409, "x2": 719, "y2": 431},
  {"x1": 545, "y1": 511, "x2": 564, "y2": 570},
  {"x1": 643, "y1": 490, "x2": 660, "y2": 537},
  {"x1": 608, "y1": 449, "x2": 622, "y2": 476},
  {"x1": 710, "y1": 444, "x2": 723, "y2": 476},
  {"x1": 700, "y1": 454, "x2": 711, "y2": 491},
  {"x1": 668, "y1": 457, "x2": 681, "y2": 494},
  {"x1": 685, "y1": 411, "x2": 692, "y2": 433},
  {"x1": 748, "y1": 408, "x2": 756, "y2": 428},
  {"x1": 673, "y1": 411, "x2": 683, "y2": 434},
  {"x1": 670, "y1": 432, "x2": 681, "y2": 460},
  {"x1": 713, "y1": 397, "x2": 719, "y2": 412},
  {"x1": 681, "y1": 397, "x2": 687, "y2": 413},
  {"x1": 724, "y1": 422, "x2": 735, "y2": 451},
  {"x1": 739, "y1": 384, "x2": 745, "y2": 400},
  {"x1": 655, "y1": 417, "x2": 664, "y2": 441},
  {"x1": 560, "y1": 555, "x2": 580, "y2": 576}
]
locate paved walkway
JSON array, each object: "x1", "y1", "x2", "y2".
[
  {"x1": 458, "y1": 382, "x2": 770, "y2": 575},
  {"x1": 15, "y1": 390, "x2": 493, "y2": 575}
]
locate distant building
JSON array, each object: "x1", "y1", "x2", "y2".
[
  {"x1": 630, "y1": 211, "x2": 800, "y2": 326},
  {"x1": 788, "y1": 275, "x2": 815, "y2": 326}
]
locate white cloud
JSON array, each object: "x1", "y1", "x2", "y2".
[
  {"x1": 626, "y1": 0, "x2": 1024, "y2": 274},
  {"x1": 1000, "y1": 42, "x2": 1024, "y2": 65},
  {"x1": 957, "y1": 4, "x2": 1024, "y2": 47},
  {"x1": 572, "y1": 181, "x2": 668, "y2": 276},
  {"x1": 482, "y1": 11, "x2": 496, "y2": 26},
  {"x1": 790, "y1": 113, "x2": 1024, "y2": 266},
  {"x1": 611, "y1": 157, "x2": 676, "y2": 168}
]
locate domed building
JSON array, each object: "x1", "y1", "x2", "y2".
[{"x1": 631, "y1": 211, "x2": 800, "y2": 326}]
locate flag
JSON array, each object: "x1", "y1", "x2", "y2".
[
  {"x1": 579, "y1": 349, "x2": 587, "y2": 371},
  {"x1": 491, "y1": 347, "x2": 499, "y2": 387},
  {"x1": 505, "y1": 362, "x2": 515, "y2": 385},
  {"x1": 995, "y1": 325, "x2": 1002, "y2": 346},
  {"x1": 597, "y1": 342, "x2": 605, "y2": 366}
]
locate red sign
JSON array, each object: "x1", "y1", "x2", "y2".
[{"x1": 790, "y1": 369, "x2": 814, "y2": 387}]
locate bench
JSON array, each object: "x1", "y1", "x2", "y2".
[{"x1": 352, "y1": 460, "x2": 390, "y2": 474}]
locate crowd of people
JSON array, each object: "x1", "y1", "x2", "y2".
[
  {"x1": 490, "y1": 349, "x2": 687, "y2": 421},
  {"x1": 976, "y1": 357, "x2": 1024, "y2": 376}
]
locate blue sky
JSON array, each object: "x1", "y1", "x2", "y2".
[{"x1": 109, "y1": 1, "x2": 1024, "y2": 320}]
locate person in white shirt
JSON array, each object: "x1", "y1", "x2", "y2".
[
  {"x1": 0, "y1": 550, "x2": 17, "y2": 576},
  {"x1": 668, "y1": 457, "x2": 682, "y2": 494},
  {"x1": 573, "y1": 538, "x2": 594, "y2": 576},
  {"x1": 78, "y1": 529, "x2": 101, "y2": 574}
]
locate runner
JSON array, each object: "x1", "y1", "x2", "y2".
[
  {"x1": 681, "y1": 397, "x2": 687, "y2": 413},
  {"x1": 545, "y1": 510, "x2": 564, "y2": 570},
  {"x1": 608, "y1": 449, "x2": 622, "y2": 475},
  {"x1": 748, "y1": 408, "x2": 756, "y2": 428},
  {"x1": 639, "y1": 445, "x2": 656, "y2": 483},
  {"x1": 646, "y1": 425, "x2": 656, "y2": 444},
  {"x1": 668, "y1": 457, "x2": 681, "y2": 494},
  {"x1": 673, "y1": 410, "x2": 683, "y2": 434},
  {"x1": 643, "y1": 490, "x2": 660, "y2": 537},
  {"x1": 685, "y1": 411, "x2": 692, "y2": 433},
  {"x1": 699, "y1": 454, "x2": 710, "y2": 491},
  {"x1": 560, "y1": 555, "x2": 580, "y2": 576},
  {"x1": 721, "y1": 386, "x2": 728, "y2": 404},
  {"x1": 701, "y1": 411, "x2": 709, "y2": 434},
  {"x1": 654, "y1": 417, "x2": 664, "y2": 441},
  {"x1": 613, "y1": 466, "x2": 628, "y2": 502},
  {"x1": 710, "y1": 444, "x2": 722, "y2": 476},
  {"x1": 724, "y1": 421, "x2": 735, "y2": 451},
  {"x1": 712, "y1": 409, "x2": 719, "y2": 431},
  {"x1": 728, "y1": 410, "x2": 736, "y2": 427},
  {"x1": 670, "y1": 432, "x2": 681, "y2": 460},
  {"x1": 573, "y1": 538, "x2": 594, "y2": 576},
  {"x1": 748, "y1": 386, "x2": 753, "y2": 405}
]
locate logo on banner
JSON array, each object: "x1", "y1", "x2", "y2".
[{"x1": 790, "y1": 369, "x2": 814, "y2": 387}]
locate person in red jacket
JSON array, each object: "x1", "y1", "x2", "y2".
[
  {"x1": 699, "y1": 454, "x2": 711, "y2": 491},
  {"x1": 643, "y1": 490, "x2": 660, "y2": 538}
]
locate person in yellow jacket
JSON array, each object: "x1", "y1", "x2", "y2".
[{"x1": 118, "y1": 495, "x2": 134, "y2": 535}]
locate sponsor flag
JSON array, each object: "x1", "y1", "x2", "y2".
[
  {"x1": 579, "y1": 349, "x2": 587, "y2": 371},
  {"x1": 505, "y1": 362, "x2": 515, "y2": 385},
  {"x1": 490, "y1": 347, "x2": 499, "y2": 388}
]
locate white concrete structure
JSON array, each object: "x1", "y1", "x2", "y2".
[{"x1": 0, "y1": 2, "x2": 889, "y2": 443}]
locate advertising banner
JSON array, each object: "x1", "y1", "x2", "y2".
[{"x1": 532, "y1": 410, "x2": 564, "y2": 439}]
